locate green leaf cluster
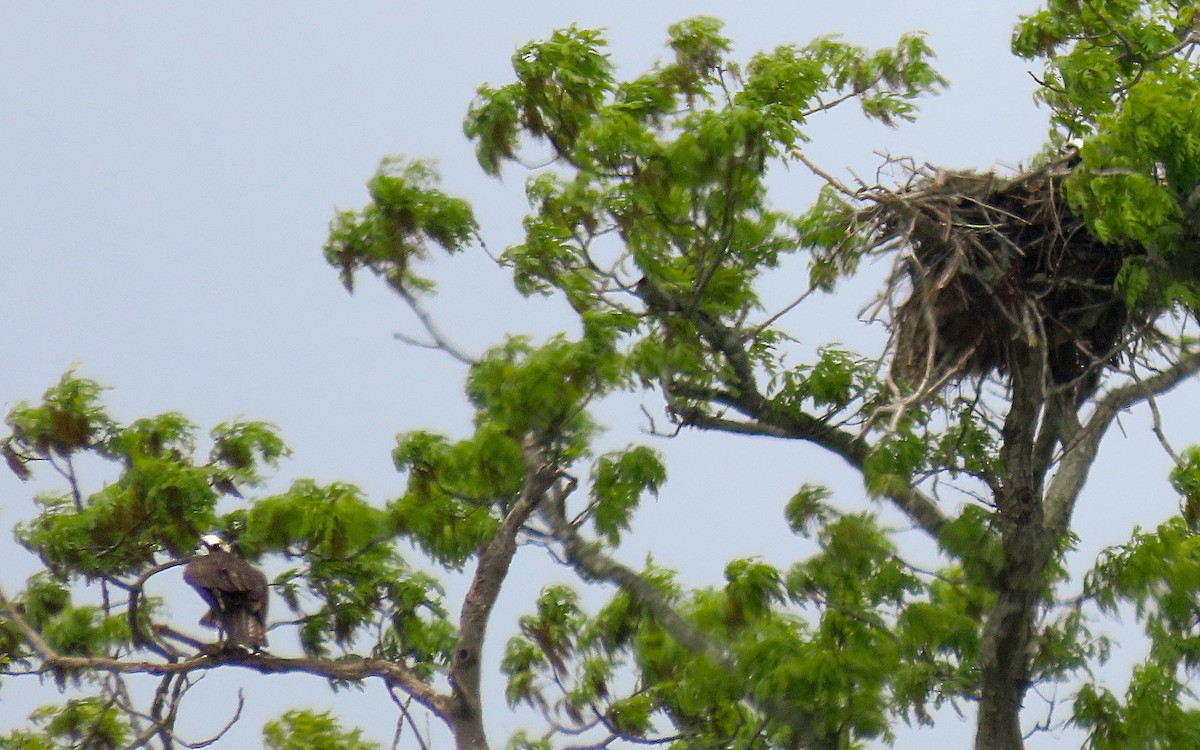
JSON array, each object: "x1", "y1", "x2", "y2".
[
  {"x1": 244, "y1": 480, "x2": 453, "y2": 670},
  {"x1": 1016, "y1": 1, "x2": 1200, "y2": 308},
  {"x1": 263, "y1": 709, "x2": 380, "y2": 750},
  {"x1": 5, "y1": 373, "x2": 111, "y2": 458},
  {"x1": 390, "y1": 429, "x2": 508, "y2": 565},
  {"x1": 1013, "y1": 0, "x2": 1196, "y2": 131},
  {"x1": 19, "y1": 575, "x2": 130, "y2": 658},
  {"x1": 464, "y1": 327, "x2": 623, "y2": 460},
  {"x1": 772, "y1": 346, "x2": 875, "y2": 416},
  {"x1": 588, "y1": 445, "x2": 665, "y2": 544},
  {"x1": 324, "y1": 157, "x2": 477, "y2": 294},
  {"x1": 6, "y1": 373, "x2": 287, "y2": 576},
  {"x1": 457, "y1": 17, "x2": 946, "y2": 422},
  {"x1": 1075, "y1": 517, "x2": 1200, "y2": 746},
  {"x1": 0, "y1": 698, "x2": 130, "y2": 750},
  {"x1": 500, "y1": 505, "x2": 1004, "y2": 747},
  {"x1": 861, "y1": 394, "x2": 1002, "y2": 498}
]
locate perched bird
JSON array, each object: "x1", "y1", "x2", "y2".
[
  {"x1": 1058, "y1": 138, "x2": 1084, "y2": 167},
  {"x1": 183, "y1": 533, "x2": 269, "y2": 650}
]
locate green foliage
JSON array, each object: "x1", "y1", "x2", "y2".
[
  {"x1": 324, "y1": 157, "x2": 477, "y2": 294},
  {"x1": 0, "y1": 698, "x2": 130, "y2": 750},
  {"x1": 773, "y1": 346, "x2": 875, "y2": 415},
  {"x1": 505, "y1": 565, "x2": 787, "y2": 744},
  {"x1": 6, "y1": 372, "x2": 112, "y2": 458},
  {"x1": 504, "y1": 586, "x2": 586, "y2": 702},
  {"x1": 1173, "y1": 446, "x2": 1200, "y2": 529},
  {"x1": 938, "y1": 505, "x2": 1005, "y2": 585},
  {"x1": 19, "y1": 576, "x2": 130, "y2": 658},
  {"x1": 1012, "y1": 0, "x2": 1196, "y2": 131},
  {"x1": 41, "y1": 606, "x2": 128, "y2": 659},
  {"x1": 10, "y1": 9, "x2": 1200, "y2": 750},
  {"x1": 795, "y1": 186, "x2": 868, "y2": 290},
  {"x1": 462, "y1": 14, "x2": 945, "y2": 411},
  {"x1": 0, "y1": 373, "x2": 456, "y2": 688},
  {"x1": 784, "y1": 483, "x2": 833, "y2": 537},
  {"x1": 588, "y1": 445, "x2": 665, "y2": 544},
  {"x1": 859, "y1": 394, "x2": 1003, "y2": 499},
  {"x1": 1073, "y1": 665, "x2": 1200, "y2": 749},
  {"x1": 5, "y1": 374, "x2": 287, "y2": 575},
  {"x1": 464, "y1": 319, "x2": 628, "y2": 459},
  {"x1": 390, "y1": 428, "x2": 509, "y2": 564},
  {"x1": 247, "y1": 480, "x2": 390, "y2": 558},
  {"x1": 505, "y1": 732, "x2": 553, "y2": 750},
  {"x1": 724, "y1": 559, "x2": 784, "y2": 626},
  {"x1": 862, "y1": 425, "x2": 928, "y2": 498},
  {"x1": 1072, "y1": 517, "x2": 1200, "y2": 745},
  {"x1": 210, "y1": 420, "x2": 290, "y2": 488},
  {"x1": 464, "y1": 25, "x2": 615, "y2": 175},
  {"x1": 262, "y1": 710, "x2": 380, "y2": 750},
  {"x1": 501, "y1": 513, "x2": 969, "y2": 748},
  {"x1": 1016, "y1": 0, "x2": 1200, "y2": 309},
  {"x1": 245, "y1": 480, "x2": 453, "y2": 670}
]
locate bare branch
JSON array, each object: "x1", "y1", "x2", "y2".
[
  {"x1": 393, "y1": 285, "x2": 477, "y2": 366},
  {"x1": 641, "y1": 273, "x2": 951, "y2": 540},
  {"x1": 389, "y1": 685, "x2": 431, "y2": 750},
  {"x1": 679, "y1": 404, "x2": 948, "y2": 540},
  {"x1": 122, "y1": 558, "x2": 189, "y2": 660},
  {"x1": 1045, "y1": 348, "x2": 1200, "y2": 533},
  {"x1": 1139, "y1": 371, "x2": 1182, "y2": 464},
  {"x1": 741, "y1": 284, "x2": 820, "y2": 343},
  {"x1": 0, "y1": 581, "x2": 451, "y2": 728},
  {"x1": 790, "y1": 149, "x2": 861, "y2": 198},
  {"x1": 183, "y1": 689, "x2": 245, "y2": 749}
]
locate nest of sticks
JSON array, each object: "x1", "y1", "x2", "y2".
[{"x1": 856, "y1": 158, "x2": 1140, "y2": 394}]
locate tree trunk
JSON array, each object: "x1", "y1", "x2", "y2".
[
  {"x1": 449, "y1": 699, "x2": 490, "y2": 750},
  {"x1": 974, "y1": 355, "x2": 1051, "y2": 750},
  {"x1": 974, "y1": 518, "x2": 1047, "y2": 750},
  {"x1": 447, "y1": 443, "x2": 558, "y2": 750}
]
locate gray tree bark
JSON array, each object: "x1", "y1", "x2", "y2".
[{"x1": 974, "y1": 355, "x2": 1051, "y2": 750}]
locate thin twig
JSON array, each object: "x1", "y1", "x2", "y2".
[
  {"x1": 790, "y1": 149, "x2": 860, "y2": 198},
  {"x1": 394, "y1": 286, "x2": 476, "y2": 365},
  {"x1": 388, "y1": 685, "x2": 430, "y2": 750},
  {"x1": 184, "y1": 689, "x2": 245, "y2": 749}
]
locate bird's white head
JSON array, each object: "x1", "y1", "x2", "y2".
[
  {"x1": 199, "y1": 533, "x2": 230, "y2": 552},
  {"x1": 1058, "y1": 138, "x2": 1084, "y2": 158}
]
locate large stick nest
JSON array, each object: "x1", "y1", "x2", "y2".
[{"x1": 858, "y1": 159, "x2": 1139, "y2": 391}]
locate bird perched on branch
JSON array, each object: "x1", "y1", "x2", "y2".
[
  {"x1": 183, "y1": 533, "x2": 269, "y2": 651},
  {"x1": 1057, "y1": 137, "x2": 1084, "y2": 167}
]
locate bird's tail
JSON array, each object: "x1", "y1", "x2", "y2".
[{"x1": 229, "y1": 610, "x2": 268, "y2": 649}]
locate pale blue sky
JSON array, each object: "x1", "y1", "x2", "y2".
[{"x1": 3, "y1": 3, "x2": 1190, "y2": 748}]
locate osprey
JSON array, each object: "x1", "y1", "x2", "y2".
[
  {"x1": 183, "y1": 533, "x2": 269, "y2": 650},
  {"x1": 1058, "y1": 138, "x2": 1084, "y2": 167}
]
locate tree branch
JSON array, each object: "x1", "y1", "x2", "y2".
[
  {"x1": 640, "y1": 276, "x2": 950, "y2": 541},
  {"x1": 683, "y1": 406, "x2": 950, "y2": 540},
  {"x1": 447, "y1": 433, "x2": 563, "y2": 749},
  {"x1": 0, "y1": 583, "x2": 451, "y2": 724},
  {"x1": 393, "y1": 285, "x2": 477, "y2": 365},
  {"x1": 184, "y1": 687, "x2": 244, "y2": 749},
  {"x1": 539, "y1": 495, "x2": 837, "y2": 750},
  {"x1": 976, "y1": 355, "x2": 1050, "y2": 750},
  {"x1": 122, "y1": 558, "x2": 189, "y2": 660},
  {"x1": 1044, "y1": 348, "x2": 1200, "y2": 533}
]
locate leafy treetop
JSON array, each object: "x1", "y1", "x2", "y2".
[{"x1": 3, "y1": 6, "x2": 1200, "y2": 750}]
